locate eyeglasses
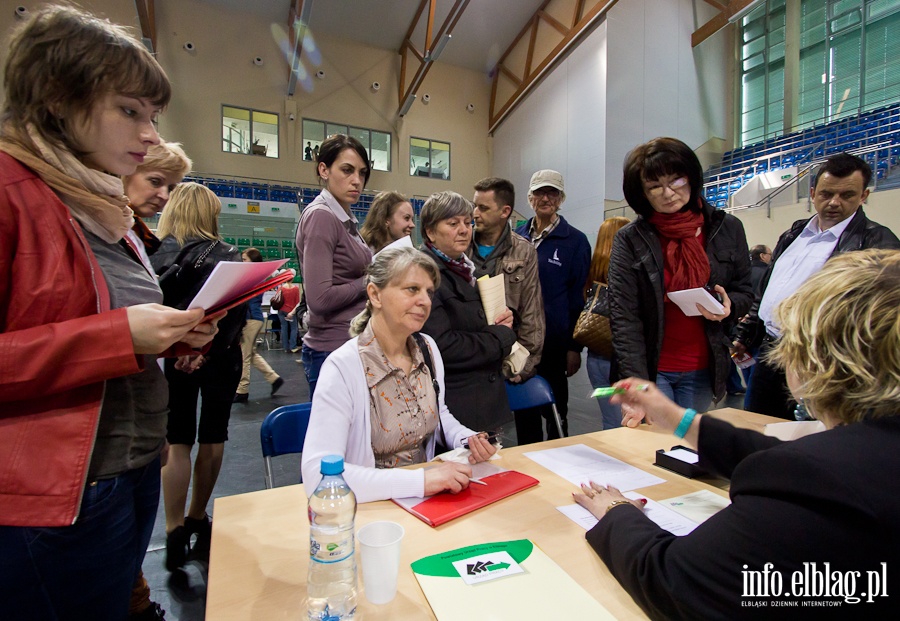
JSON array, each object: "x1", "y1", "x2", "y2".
[
  {"x1": 645, "y1": 177, "x2": 689, "y2": 198},
  {"x1": 532, "y1": 187, "x2": 561, "y2": 198}
]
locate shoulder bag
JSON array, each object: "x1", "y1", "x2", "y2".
[{"x1": 573, "y1": 281, "x2": 614, "y2": 358}]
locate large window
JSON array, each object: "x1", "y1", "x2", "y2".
[
  {"x1": 222, "y1": 106, "x2": 279, "y2": 158},
  {"x1": 302, "y1": 119, "x2": 391, "y2": 171},
  {"x1": 409, "y1": 137, "x2": 450, "y2": 180},
  {"x1": 739, "y1": 0, "x2": 900, "y2": 146}
]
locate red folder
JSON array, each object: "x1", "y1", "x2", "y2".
[
  {"x1": 202, "y1": 270, "x2": 294, "y2": 318},
  {"x1": 392, "y1": 470, "x2": 539, "y2": 527}
]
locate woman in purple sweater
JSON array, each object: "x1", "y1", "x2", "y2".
[{"x1": 296, "y1": 134, "x2": 373, "y2": 397}]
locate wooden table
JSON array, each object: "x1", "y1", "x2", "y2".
[{"x1": 207, "y1": 408, "x2": 779, "y2": 619}]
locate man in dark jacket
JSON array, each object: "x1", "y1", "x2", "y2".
[
  {"x1": 748, "y1": 244, "x2": 771, "y2": 294},
  {"x1": 734, "y1": 153, "x2": 900, "y2": 419},
  {"x1": 515, "y1": 170, "x2": 591, "y2": 442}
]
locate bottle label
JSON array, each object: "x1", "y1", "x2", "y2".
[{"x1": 310, "y1": 532, "x2": 354, "y2": 564}]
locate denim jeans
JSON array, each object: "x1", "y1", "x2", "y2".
[
  {"x1": 278, "y1": 310, "x2": 299, "y2": 351},
  {"x1": 301, "y1": 344, "x2": 331, "y2": 399},
  {"x1": 656, "y1": 369, "x2": 713, "y2": 412},
  {"x1": 586, "y1": 353, "x2": 622, "y2": 430},
  {"x1": 0, "y1": 456, "x2": 161, "y2": 621}
]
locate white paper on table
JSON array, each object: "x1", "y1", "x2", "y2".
[
  {"x1": 667, "y1": 287, "x2": 725, "y2": 316},
  {"x1": 524, "y1": 444, "x2": 666, "y2": 491},
  {"x1": 556, "y1": 491, "x2": 699, "y2": 536},
  {"x1": 764, "y1": 420, "x2": 826, "y2": 441},
  {"x1": 372, "y1": 235, "x2": 413, "y2": 261},
  {"x1": 188, "y1": 259, "x2": 287, "y2": 311},
  {"x1": 661, "y1": 489, "x2": 731, "y2": 524}
]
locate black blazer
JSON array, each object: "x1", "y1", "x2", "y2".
[
  {"x1": 420, "y1": 259, "x2": 516, "y2": 431},
  {"x1": 586, "y1": 415, "x2": 900, "y2": 620}
]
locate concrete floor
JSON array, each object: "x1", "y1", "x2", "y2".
[{"x1": 141, "y1": 342, "x2": 746, "y2": 620}]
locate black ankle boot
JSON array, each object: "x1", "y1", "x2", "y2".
[
  {"x1": 165, "y1": 526, "x2": 190, "y2": 572},
  {"x1": 184, "y1": 513, "x2": 212, "y2": 563}
]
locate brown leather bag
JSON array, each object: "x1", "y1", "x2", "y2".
[{"x1": 573, "y1": 282, "x2": 614, "y2": 358}]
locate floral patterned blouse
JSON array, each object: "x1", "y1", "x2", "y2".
[{"x1": 358, "y1": 323, "x2": 439, "y2": 468}]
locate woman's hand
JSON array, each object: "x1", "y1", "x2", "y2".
[
  {"x1": 424, "y1": 462, "x2": 473, "y2": 496},
  {"x1": 465, "y1": 433, "x2": 498, "y2": 464},
  {"x1": 178, "y1": 310, "x2": 227, "y2": 349},
  {"x1": 494, "y1": 307, "x2": 514, "y2": 329},
  {"x1": 697, "y1": 285, "x2": 731, "y2": 322},
  {"x1": 174, "y1": 354, "x2": 205, "y2": 373},
  {"x1": 573, "y1": 482, "x2": 644, "y2": 520},
  {"x1": 610, "y1": 378, "x2": 686, "y2": 432},
  {"x1": 127, "y1": 304, "x2": 207, "y2": 354}
]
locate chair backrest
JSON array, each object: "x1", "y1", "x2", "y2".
[
  {"x1": 505, "y1": 375, "x2": 556, "y2": 410},
  {"x1": 260, "y1": 403, "x2": 312, "y2": 458}
]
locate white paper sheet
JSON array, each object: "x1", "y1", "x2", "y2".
[
  {"x1": 188, "y1": 259, "x2": 287, "y2": 311},
  {"x1": 763, "y1": 420, "x2": 826, "y2": 441},
  {"x1": 523, "y1": 444, "x2": 666, "y2": 491},
  {"x1": 667, "y1": 287, "x2": 725, "y2": 316},
  {"x1": 476, "y1": 274, "x2": 506, "y2": 323},
  {"x1": 660, "y1": 489, "x2": 731, "y2": 524},
  {"x1": 556, "y1": 491, "x2": 699, "y2": 536},
  {"x1": 372, "y1": 235, "x2": 413, "y2": 261},
  {"x1": 663, "y1": 448, "x2": 700, "y2": 464}
]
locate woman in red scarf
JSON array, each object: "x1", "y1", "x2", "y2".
[{"x1": 607, "y1": 138, "x2": 754, "y2": 411}]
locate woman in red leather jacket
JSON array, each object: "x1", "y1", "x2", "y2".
[{"x1": 0, "y1": 6, "x2": 220, "y2": 619}]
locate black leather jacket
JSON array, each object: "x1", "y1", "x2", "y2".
[
  {"x1": 151, "y1": 237, "x2": 246, "y2": 355},
  {"x1": 608, "y1": 200, "x2": 754, "y2": 402},
  {"x1": 735, "y1": 206, "x2": 900, "y2": 348}
]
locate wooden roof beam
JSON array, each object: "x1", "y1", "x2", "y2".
[{"x1": 692, "y1": 0, "x2": 762, "y2": 48}]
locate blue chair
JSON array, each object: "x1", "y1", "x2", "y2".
[
  {"x1": 504, "y1": 375, "x2": 564, "y2": 438},
  {"x1": 260, "y1": 403, "x2": 312, "y2": 489}
]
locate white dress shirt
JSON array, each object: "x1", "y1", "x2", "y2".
[{"x1": 759, "y1": 211, "x2": 857, "y2": 338}]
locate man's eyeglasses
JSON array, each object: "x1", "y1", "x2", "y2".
[
  {"x1": 533, "y1": 187, "x2": 561, "y2": 198},
  {"x1": 645, "y1": 177, "x2": 689, "y2": 198}
]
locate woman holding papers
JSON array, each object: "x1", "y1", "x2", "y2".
[
  {"x1": 419, "y1": 191, "x2": 517, "y2": 432},
  {"x1": 0, "y1": 7, "x2": 221, "y2": 617},
  {"x1": 301, "y1": 247, "x2": 497, "y2": 502},
  {"x1": 608, "y1": 137, "x2": 753, "y2": 410},
  {"x1": 576, "y1": 249, "x2": 900, "y2": 619},
  {"x1": 151, "y1": 183, "x2": 246, "y2": 571},
  {"x1": 295, "y1": 134, "x2": 373, "y2": 397},
  {"x1": 359, "y1": 190, "x2": 416, "y2": 252}
]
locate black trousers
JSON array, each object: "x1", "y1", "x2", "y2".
[
  {"x1": 743, "y1": 338, "x2": 795, "y2": 420},
  {"x1": 514, "y1": 344, "x2": 569, "y2": 445}
]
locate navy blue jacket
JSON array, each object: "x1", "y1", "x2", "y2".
[
  {"x1": 246, "y1": 293, "x2": 264, "y2": 322},
  {"x1": 516, "y1": 215, "x2": 591, "y2": 352}
]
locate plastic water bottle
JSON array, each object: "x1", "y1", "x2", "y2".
[{"x1": 307, "y1": 455, "x2": 358, "y2": 620}]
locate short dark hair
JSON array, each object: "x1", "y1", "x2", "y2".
[
  {"x1": 622, "y1": 137, "x2": 704, "y2": 219},
  {"x1": 243, "y1": 247, "x2": 263, "y2": 262},
  {"x1": 750, "y1": 244, "x2": 769, "y2": 261},
  {"x1": 474, "y1": 177, "x2": 515, "y2": 210},
  {"x1": 316, "y1": 134, "x2": 371, "y2": 186},
  {"x1": 813, "y1": 152, "x2": 872, "y2": 190}
]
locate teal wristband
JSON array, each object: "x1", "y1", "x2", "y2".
[{"x1": 674, "y1": 408, "x2": 698, "y2": 439}]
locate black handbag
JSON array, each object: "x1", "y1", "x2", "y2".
[{"x1": 157, "y1": 240, "x2": 219, "y2": 310}]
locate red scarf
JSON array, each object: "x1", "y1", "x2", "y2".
[{"x1": 648, "y1": 206, "x2": 709, "y2": 293}]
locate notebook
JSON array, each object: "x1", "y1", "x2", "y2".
[
  {"x1": 411, "y1": 539, "x2": 616, "y2": 620},
  {"x1": 392, "y1": 464, "x2": 538, "y2": 527}
]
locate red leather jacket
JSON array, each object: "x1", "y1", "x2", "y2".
[{"x1": 0, "y1": 153, "x2": 141, "y2": 527}]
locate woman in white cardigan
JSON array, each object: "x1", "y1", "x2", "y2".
[{"x1": 301, "y1": 246, "x2": 497, "y2": 502}]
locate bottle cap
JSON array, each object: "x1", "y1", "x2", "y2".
[{"x1": 320, "y1": 455, "x2": 344, "y2": 475}]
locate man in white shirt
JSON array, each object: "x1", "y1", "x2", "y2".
[{"x1": 734, "y1": 153, "x2": 900, "y2": 418}]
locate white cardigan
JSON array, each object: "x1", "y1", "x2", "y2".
[{"x1": 300, "y1": 333, "x2": 476, "y2": 502}]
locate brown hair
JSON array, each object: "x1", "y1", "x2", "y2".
[
  {"x1": 474, "y1": 177, "x2": 515, "y2": 210},
  {"x1": 243, "y1": 247, "x2": 263, "y2": 262},
  {"x1": 2, "y1": 5, "x2": 171, "y2": 153},
  {"x1": 359, "y1": 190, "x2": 410, "y2": 252},
  {"x1": 316, "y1": 134, "x2": 370, "y2": 186},
  {"x1": 586, "y1": 217, "x2": 630, "y2": 291}
]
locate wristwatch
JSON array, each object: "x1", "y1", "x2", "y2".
[{"x1": 606, "y1": 499, "x2": 634, "y2": 514}]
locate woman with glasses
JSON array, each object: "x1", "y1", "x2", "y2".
[{"x1": 608, "y1": 137, "x2": 753, "y2": 411}]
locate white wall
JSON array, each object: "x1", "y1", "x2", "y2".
[
  {"x1": 492, "y1": 0, "x2": 729, "y2": 241},
  {"x1": 492, "y1": 21, "x2": 608, "y2": 239}
]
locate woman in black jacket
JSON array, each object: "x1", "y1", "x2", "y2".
[
  {"x1": 419, "y1": 191, "x2": 517, "y2": 432},
  {"x1": 150, "y1": 182, "x2": 246, "y2": 571},
  {"x1": 608, "y1": 137, "x2": 753, "y2": 409}
]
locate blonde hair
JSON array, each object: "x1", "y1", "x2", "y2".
[
  {"x1": 349, "y1": 247, "x2": 441, "y2": 337},
  {"x1": 136, "y1": 141, "x2": 192, "y2": 178},
  {"x1": 586, "y1": 216, "x2": 630, "y2": 292},
  {"x1": 768, "y1": 249, "x2": 900, "y2": 424},
  {"x1": 359, "y1": 191, "x2": 409, "y2": 252},
  {"x1": 156, "y1": 182, "x2": 221, "y2": 245}
]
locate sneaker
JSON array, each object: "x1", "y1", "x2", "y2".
[
  {"x1": 291, "y1": 347, "x2": 301, "y2": 353},
  {"x1": 271, "y1": 377, "x2": 284, "y2": 396},
  {"x1": 233, "y1": 392, "x2": 249, "y2": 403},
  {"x1": 165, "y1": 526, "x2": 190, "y2": 572},
  {"x1": 129, "y1": 602, "x2": 166, "y2": 621}
]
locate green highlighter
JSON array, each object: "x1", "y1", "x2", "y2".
[{"x1": 591, "y1": 385, "x2": 649, "y2": 398}]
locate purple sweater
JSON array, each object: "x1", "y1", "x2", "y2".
[{"x1": 296, "y1": 189, "x2": 372, "y2": 351}]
